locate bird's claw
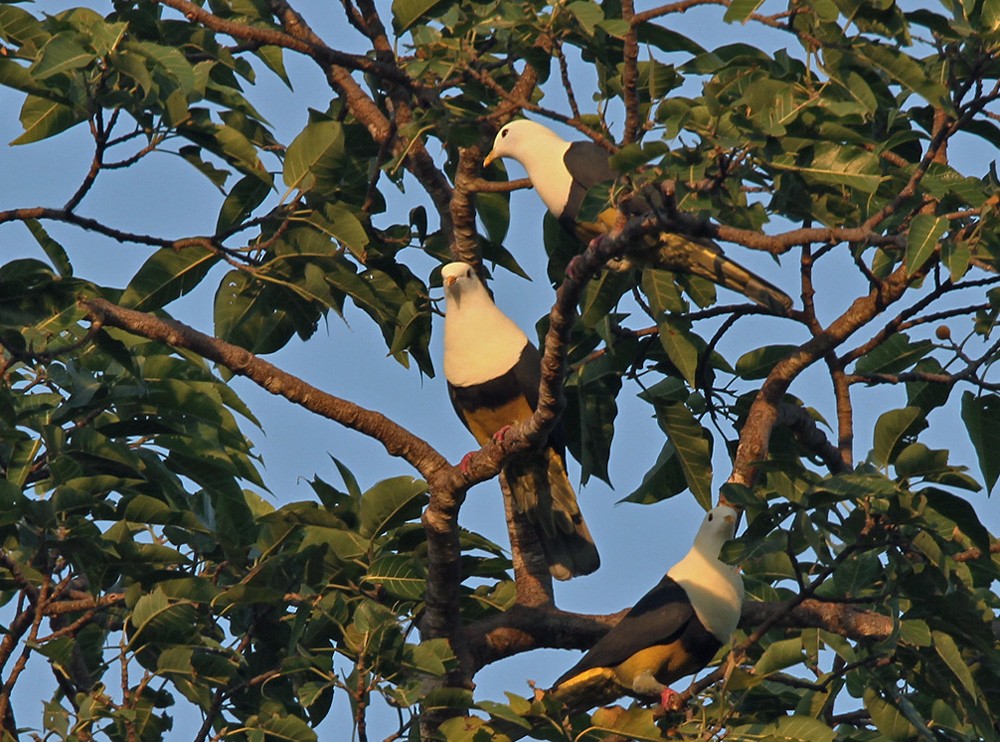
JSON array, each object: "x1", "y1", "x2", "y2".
[
  {"x1": 566, "y1": 254, "x2": 589, "y2": 281},
  {"x1": 492, "y1": 424, "x2": 513, "y2": 443},
  {"x1": 458, "y1": 451, "x2": 476, "y2": 475},
  {"x1": 659, "y1": 687, "x2": 682, "y2": 711}
]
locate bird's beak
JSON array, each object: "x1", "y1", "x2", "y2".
[
  {"x1": 483, "y1": 149, "x2": 498, "y2": 168},
  {"x1": 444, "y1": 275, "x2": 457, "y2": 288}
]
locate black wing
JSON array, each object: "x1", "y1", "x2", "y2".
[
  {"x1": 562, "y1": 141, "x2": 616, "y2": 223},
  {"x1": 554, "y1": 574, "x2": 694, "y2": 686},
  {"x1": 447, "y1": 344, "x2": 567, "y2": 459}
]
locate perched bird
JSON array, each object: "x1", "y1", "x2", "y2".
[
  {"x1": 441, "y1": 261, "x2": 600, "y2": 580},
  {"x1": 550, "y1": 505, "x2": 744, "y2": 708},
  {"x1": 483, "y1": 119, "x2": 792, "y2": 312}
]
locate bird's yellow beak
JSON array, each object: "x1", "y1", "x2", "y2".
[
  {"x1": 483, "y1": 149, "x2": 498, "y2": 168},
  {"x1": 444, "y1": 275, "x2": 458, "y2": 287}
]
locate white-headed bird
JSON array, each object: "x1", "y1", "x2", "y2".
[
  {"x1": 484, "y1": 119, "x2": 791, "y2": 312},
  {"x1": 441, "y1": 261, "x2": 599, "y2": 580},
  {"x1": 550, "y1": 505, "x2": 743, "y2": 707}
]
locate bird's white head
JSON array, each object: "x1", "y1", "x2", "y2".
[
  {"x1": 440, "y1": 261, "x2": 528, "y2": 385},
  {"x1": 441, "y1": 261, "x2": 483, "y2": 301},
  {"x1": 692, "y1": 505, "x2": 740, "y2": 559},
  {"x1": 483, "y1": 119, "x2": 567, "y2": 168},
  {"x1": 441, "y1": 262, "x2": 493, "y2": 313}
]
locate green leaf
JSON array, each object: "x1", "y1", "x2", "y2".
[
  {"x1": 641, "y1": 268, "x2": 684, "y2": 314},
  {"x1": 216, "y1": 175, "x2": 271, "y2": 234},
  {"x1": 11, "y1": 95, "x2": 87, "y2": 145},
  {"x1": 24, "y1": 219, "x2": 72, "y2": 276},
  {"x1": 622, "y1": 440, "x2": 686, "y2": 504},
  {"x1": 770, "y1": 716, "x2": 836, "y2": 742},
  {"x1": 476, "y1": 191, "x2": 509, "y2": 245},
  {"x1": 924, "y1": 487, "x2": 989, "y2": 551},
  {"x1": 871, "y1": 406, "x2": 925, "y2": 468},
  {"x1": 363, "y1": 554, "x2": 426, "y2": 600},
  {"x1": 854, "y1": 41, "x2": 951, "y2": 109},
  {"x1": 213, "y1": 271, "x2": 298, "y2": 354},
  {"x1": 754, "y1": 637, "x2": 805, "y2": 676},
  {"x1": 932, "y1": 631, "x2": 977, "y2": 697},
  {"x1": 253, "y1": 713, "x2": 318, "y2": 742},
  {"x1": 724, "y1": 0, "x2": 766, "y2": 22},
  {"x1": 565, "y1": 363, "x2": 620, "y2": 485},
  {"x1": 864, "y1": 688, "x2": 917, "y2": 741},
  {"x1": 120, "y1": 246, "x2": 219, "y2": 311},
  {"x1": 405, "y1": 638, "x2": 454, "y2": 676},
  {"x1": 359, "y1": 476, "x2": 428, "y2": 538},
  {"x1": 960, "y1": 391, "x2": 1000, "y2": 494},
  {"x1": 283, "y1": 121, "x2": 345, "y2": 192},
  {"x1": 905, "y1": 214, "x2": 947, "y2": 276},
  {"x1": 391, "y1": 0, "x2": 448, "y2": 31},
  {"x1": 655, "y1": 402, "x2": 713, "y2": 509},
  {"x1": 31, "y1": 34, "x2": 93, "y2": 80},
  {"x1": 568, "y1": 1, "x2": 604, "y2": 34},
  {"x1": 589, "y1": 707, "x2": 663, "y2": 740},
  {"x1": 657, "y1": 315, "x2": 699, "y2": 386},
  {"x1": 855, "y1": 333, "x2": 932, "y2": 375},
  {"x1": 736, "y1": 345, "x2": 796, "y2": 380}
]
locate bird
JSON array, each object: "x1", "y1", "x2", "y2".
[
  {"x1": 441, "y1": 261, "x2": 600, "y2": 580},
  {"x1": 549, "y1": 504, "x2": 744, "y2": 709},
  {"x1": 483, "y1": 119, "x2": 792, "y2": 312}
]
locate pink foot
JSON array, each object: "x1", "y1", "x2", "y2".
[
  {"x1": 492, "y1": 424, "x2": 513, "y2": 443},
  {"x1": 459, "y1": 451, "x2": 476, "y2": 475},
  {"x1": 566, "y1": 254, "x2": 589, "y2": 281},
  {"x1": 660, "y1": 687, "x2": 681, "y2": 710}
]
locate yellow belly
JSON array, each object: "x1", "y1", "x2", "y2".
[
  {"x1": 613, "y1": 642, "x2": 698, "y2": 691},
  {"x1": 461, "y1": 396, "x2": 535, "y2": 445}
]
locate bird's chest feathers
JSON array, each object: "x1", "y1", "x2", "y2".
[
  {"x1": 443, "y1": 304, "x2": 528, "y2": 387},
  {"x1": 668, "y1": 554, "x2": 743, "y2": 641}
]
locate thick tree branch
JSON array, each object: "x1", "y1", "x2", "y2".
[
  {"x1": 80, "y1": 298, "x2": 451, "y2": 482},
  {"x1": 731, "y1": 262, "x2": 920, "y2": 486},
  {"x1": 466, "y1": 597, "x2": 892, "y2": 673},
  {"x1": 620, "y1": 0, "x2": 641, "y2": 144},
  {"x1": 155, "y1": 0, "x2": 410, "y2": 83}
]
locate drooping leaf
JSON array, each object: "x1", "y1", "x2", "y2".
[
  {"x1": 11, "y1": 95, "x2": 87, "y2": 145},
  {"x1": 24, "y1": 219, "x2": 72, "y2": 277},
  {"x1": 655, "y1": 402, "x2": 712, "y2": 509},
  {"x1": 120, "y1": 246, "x2": 219, "y2": 311},
  {"x1": 905, "y1": 214, "x2": 947, "y2": 276},
  {"x1": 960, "y1": 391, "x2": 1000, "y2": 494},
  {"x1": 871, "y1": 406, "x2": 925, "y2": 468}
]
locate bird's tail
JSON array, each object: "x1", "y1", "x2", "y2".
[
  {"x1": 651, "y1": 233, "x2": 793, "y2": 313},
  {"x1": 504, "y1": 448, "x2": 600, "y2": 580}
]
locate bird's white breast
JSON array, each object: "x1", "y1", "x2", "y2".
[
  {"x1": 668, "y1": 550, "x2": 744, "y2": 641},
  {"x1": 443, "y1": 293, "x2": 529, "y2": 387}
]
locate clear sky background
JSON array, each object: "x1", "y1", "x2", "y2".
[{"x1": 1, "y1": 0, "x2": 998, "y2": 737}]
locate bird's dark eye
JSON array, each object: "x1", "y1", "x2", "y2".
[
  {"x1": 501, "y1": 128, "x2": 508, "y2": 138},
  {"x1": 708, "y1": 513, "x2": 714, "y2": 521}
]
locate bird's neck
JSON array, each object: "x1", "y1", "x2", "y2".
[
  {"x1": 515, "y1": 139, "x2": 574, "y2": 218},
  {"x1": 444, "y1": 294, "x2": 529, "y2": 386}
]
